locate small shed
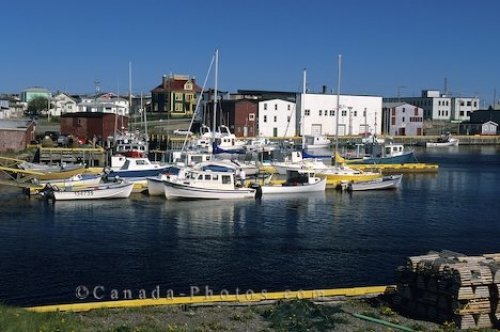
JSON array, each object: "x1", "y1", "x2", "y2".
[
  {"x1": 481, "y1": 121, "x2": 498, "y2": 135},
  {"x1": 0, "y1": 119, "x2": 36, "y2": 152},
  {"x1": 60, "y1": 112, "x2": 129, "y2": 142}
]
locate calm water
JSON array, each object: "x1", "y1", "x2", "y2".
[{"x1": 1, "y1": 146, "x2": 500, "y2": 306}]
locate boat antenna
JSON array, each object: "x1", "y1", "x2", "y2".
[
  {"x1": 211, "y1": 49, "x2": 219, "y2": 159},
  {"x1": 334, "y1": 54, "x2": 342, "y2": 166}
]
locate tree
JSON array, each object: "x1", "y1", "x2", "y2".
[{"x1": 27, "y1": 96, "x2": 50, "y2": 116}]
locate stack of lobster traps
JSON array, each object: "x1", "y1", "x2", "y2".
[{"x1": 394, "y1": 250, "x2": 500, "y2": 330}]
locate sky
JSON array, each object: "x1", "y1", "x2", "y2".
[{"x1": 1, "y1": 0, "x2": 499, "y2": 106}]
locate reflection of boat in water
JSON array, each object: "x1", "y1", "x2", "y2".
[{"x1": 340, "y1": 174, "x2": 403, "y2": 191}]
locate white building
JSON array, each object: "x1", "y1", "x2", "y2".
[
  {"x1": 78, "y1": 93, "x2": 129, "y2": 115},
  {"x1": 384, "y1": 90, "x2": 479, "y2": 122},
  {"x1": 50, "y1": 93, "x2": 77, "y2": 116},
  {"x1": 382, "y1": 102, "x2": 424, "y2": 136},
  {"x1": 297, "y1": 93, "x2": 382, "y2": 136},
  {"x1": 258, "y1": 98, "x2": 297, "y2": 137}
]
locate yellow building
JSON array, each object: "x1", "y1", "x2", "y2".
[{"x1": 151, "y1": 74, "x2": 201, "y2": 117}]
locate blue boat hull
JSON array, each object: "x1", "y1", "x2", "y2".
[{"x1": 107, "y1": 166, "x2": 172, "y2": 179}]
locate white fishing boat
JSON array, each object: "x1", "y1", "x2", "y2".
[
  {"x1": 163, "y1": 169, "x2": 256, "y2": 200},
  {"x1": 41, "y1": 179, "x2": 134, "y2": 201},
  {"x1": 258, "y1": 169, "x2": 326, "y2": 194},
  {"x1": 341, "y1": 174, "x2": 403, "y2": 191},
  {"x1": 426, "y1": 134, "x2": 459, "y2": 147},
  {"x1": 34, "y1": 173, "x2": 103, "y2": 188},
  {"x1": 244, "y1": 138, "x2": 278, "y2": 153},
  {"x1": 303, "y1": 135, "x2": 331, "y2": 149}
]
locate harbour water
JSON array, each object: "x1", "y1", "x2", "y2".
[{"x1": 0, "y1": 145, "x2": 499, "y2": 306}]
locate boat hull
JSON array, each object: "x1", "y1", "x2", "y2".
[
  {"x1": 346, "y1": 151, "x2": 417, "y2": 164},
  {"x1": 348, "y1": 174, "x2": 403, "y2": 191},
  {"x1": 147, "y1": 176, "x2": 167, "y2": 196},
  {"x1": 51, "y1": 182, "x2": 134, "y2": 201},
  {"x1": 163, "y1": 181, "x2": 255, "y2": 200},
  {"x1": 426, "y1": 139, "x2": 459, "y2": 147},
  {"x1": 260, "y1": 178, "x2": 327, "y2": 194}
]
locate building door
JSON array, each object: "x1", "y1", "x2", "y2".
[
  {"x1": 273, "y1": 127, "x2": 278, "y2": 137},
  {"x1": 417, "y1": 128, "x2": 422, "y2": 136},
  {"x1": 398, "y1": 128, "x2": 406, "y2": 136},
  {"x1": 311, "y1": 124, "x2": 322, "y2": 136},
  {"x1": 243, "y1": 126, "x2": 248, "y2": 137}
]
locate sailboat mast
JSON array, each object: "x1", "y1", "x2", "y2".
[
  {"x1": 212, "y1": 49, "x2": 219, "y2": 157},
  {"x1": 335, "y1": 54, "x2": 342, "y2": 163}
]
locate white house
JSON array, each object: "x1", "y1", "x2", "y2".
[
  {"x1": 382, "y1": 102, "x2": 423, "y2": 136},
  {"x1": 50, "y1": 93, "x2": 77, "y2": 116},
  {"x1": 481, "y1": 121, "x2": 498, "y2": 135},
  {"x1": 384, "y1": 90, "x2": 479, "y2": 122},
  {"x1": 297, "y1": 93, "x2": 382, "y2": 136},
  {"x1": 258, "y1": 98, "x2": 297, "y2": 137},
  {"x1": 78, "y1": 93, "x2": 129, "y2": 115}
]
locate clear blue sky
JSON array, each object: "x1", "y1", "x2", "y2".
[{"x1": 1, "y1": 0, "x2": 499, "y2": 106}]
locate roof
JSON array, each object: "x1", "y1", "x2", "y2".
[
  {"x1": 382, "y1": 101, "x2": 419, "y2": 109},
  {"x1": 61, "y1": 112, "x2": 129, "y2": 119},
  {"x1": 152, "y1": 76, "x2": 202, "y2": 93},
  {"x1": 0, "y1": 119, "x2": 35, "y2": 130}
]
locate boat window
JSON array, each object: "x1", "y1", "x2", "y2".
[
  {"x1": 222, "y1": 175, "x2": 231, "y2": 184},
  {"x1": 205, "y1": 174, "x2": 211, "y2": 180},
  {"x1": 213, "y1": 174, "x2": 219, "y2": 181}
]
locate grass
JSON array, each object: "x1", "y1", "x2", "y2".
[
  {"x1": 0, "y1": 304, "x2": 81, "y2": 332},
  {"x1": 261, "y1": 299, "x2": 346, "y2": 332}
]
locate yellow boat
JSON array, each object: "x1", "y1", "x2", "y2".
[{"x1": 317, "y1": 166, "x2": 382, "y2": 188}]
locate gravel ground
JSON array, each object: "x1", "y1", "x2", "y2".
[{"x1": 75, "y1": 296, "x2": 444, "y2": 332}]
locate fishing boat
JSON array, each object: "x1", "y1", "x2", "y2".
[
  {"x1": 163, "y1": 169, "x2": 256, "y2": 200},
  {"x1": 343, "y1": 142, "x2": 417, "y2": 164},
  {"x1": 244, "y1": 138, "x2": 278, "y2": 153},
  {"x1": 40, "y1": 179, "x2": 134, "y2": 201},
  {"x1": 303, "y1": 134, "x2": 331, "y2": 149},
  {"x1": 426, "y1": 134, "x2": 459, "y2": 147},
  {"x1": 33, "y1": 173, "x2": 103, "y2": 189},
  {"x1": 258, "y1": 169, "x2": 326, "y2": 194},
  {"x1": 106, "y1": 157, "x2": 172, "y2": 181},
  {"x1": 341, "y1": 174, "x2": 403, "y2": 191}
]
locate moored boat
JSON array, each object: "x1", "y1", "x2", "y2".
[
  {"x1": 41, "y1": 179, "x2": 134, "y2": 201},
  {"x1": 34, "y1": 173, "x2": 103, "y2": 189},
  {"x1": 258, "y1": 169, "x2": 326, "y2": 194},
  {"x1": 426, "y1": 134, "x2": 459, "y2": 147},
  {"x1": 163, "y1": 169, "x2": 256, "y2": 200},
  {"x1": 341, "y1": 174, "x2": 403, "y2": 191}
]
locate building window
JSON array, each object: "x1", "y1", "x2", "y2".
[
  {"x1": 287, "y1": 116, "x2": 290, "y2": 122},
  {"x1": 460, "y1": 101, "x2": 465, "y2": 106},
  {"x1": 467, "y1": 101, "x2": 471, "y2": 106},
  {"x1": 263, "y1": 115, "x2": 267, "y2": 122},
  {"x1": 341, "y1": 110, "x2": 347, "y2": 116},
  {"x1": 264, "y1": 103, "x2": 267, "y2": 110},
  {"x1": 249, "y1": 113, "x2": 255, "y2": 121},
  {"x1": 353, "y1": 111, "x2": 357, "y2": 117},
  {"x1": 330, "y1": 110, "x2": 335, "y2": 116},
  {"x1": 305, "y1": 109, "x2": 310, "y2": 116},
  {"x1": 474, "y1": 101, "x2": 477, "y2": 107},
  {"x1": 402, "y1": 117, "x2": 405, "y2": 122},
  {"x1": 392, "y1": 109, "x2": 395, "y2": 116},
  {"x1": 414, "y1": 108, "x2": 418, "y2": 115},
  {"x1": 274, "y1": 116, "x2": 277, "y2": 122},
  {"x1": 319, "y1": 110, "x2": 322, "y2": 116},
  {"x1": 287, "y1": 105, "x2": 291, "y2": 110},
  {"x1": 274, "y1": 104, "x2": 278, "y2": 110},
  {"x1": 391, "y1": 117, "x2": 396, "y2": 125}
]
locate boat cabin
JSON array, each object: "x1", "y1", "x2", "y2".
[
  {"x1": 182, "y1": 170, "x2": 237, "y2": 190},
  {"x1": 285, "y1": 169, "x2": 317, "y2": 185}
]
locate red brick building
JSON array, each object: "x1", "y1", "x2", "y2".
[
  {"x1": 0, "y1": 120, "x2": 36, "y2": 152},
  {"x1": 204, "y1": 99, "x2": 258, "y2": 137},
  {"x1": 60, "y1": 112, "x2": 129, "y2": 141}
]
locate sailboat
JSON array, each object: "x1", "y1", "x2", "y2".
[
  {"x1": 162, "y1": 49, "x2": 256, "y2": 200},
  {"x1": 276, "y1": 56, "x2": 381, "y2": 188}
]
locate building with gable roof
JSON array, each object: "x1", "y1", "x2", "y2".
[{"x1": 150, "y1": 74, "x2": 201, "y2": 117}]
